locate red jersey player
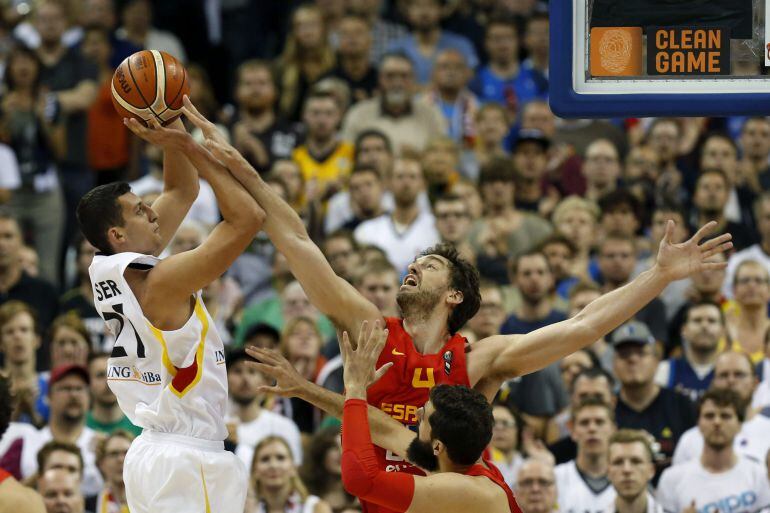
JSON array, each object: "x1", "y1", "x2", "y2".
[
  {"x1": 247, "y1": 325, "x2": 522, "y2": 513},
  {"x1": 183, "y1": 99, "x2": 732, "y2": 513}
]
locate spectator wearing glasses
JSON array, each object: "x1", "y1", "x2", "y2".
[
  {"x1": 91, "y1": 430, "x2": 132, "y2": 513},
  {"x1": 723, "y1": 193, "x2": 770, "y2": 299},
  {"x1": 433, "y1": 193, "x2": 474, "y2": 264},
  {"x1": 514, "y1": 459, "x2": 558, "y2": 513},
  {"x1": 22, "y1": 365, "x2": 102, "y2": 497}
]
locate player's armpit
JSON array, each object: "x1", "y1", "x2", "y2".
[
  {"x1": 407, "y1": 473, "x2": 507, "y2": 513},
  {"x1": 145, "y1": 220, "x2": 261, "y2": 312}
]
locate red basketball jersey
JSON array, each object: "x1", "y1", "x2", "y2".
[
  {"x1": 466, "y1": 458, "x2": 524, "y2": 513},
  {"x1": 363, "y1": 317, "x2": 470, "y2": 513}
]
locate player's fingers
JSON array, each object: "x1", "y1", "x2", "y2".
[
  {"x1": 699, "y1": 233, "x2": 732, "y2": 251},
  {"x1": 244, "y1": 361, "x2": 278, "y2": 378},
  {"x1": 247, "y1": 347, "x2": 284, "y2": 366},
  {"x1": 701, "y1": 241, "x2": 732, "y2": 259},
  {"x1": 147, "y1": 116, "x2": 162, "y2": 130},
  {"x1": 341, "y1": 331, "x2": 353, "y2": 360},
  {"x1": 255, "y1": 385, "x2": 284, "y2": 396},
  {"x1": 690, "y1": 220, "x2": 718, "y2": 244},
  {"x1": 374, "y1": 362, "x2": 394, "y2": 382},
  {"x1": 702, "y1": 261, "x2": 728, "y2": 271},
  {"x1": 124, "y1": 117, "x2": 146, "y2": 136},
  {"x1": 662, "y1": 219, "x2": 675, "y2": 244},
  {"x1": 371, "y1": 328, "x2": 389, "y2": 358}
]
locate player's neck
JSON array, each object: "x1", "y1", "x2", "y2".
[
  {"x1": 576, "y1": 451, "x2": 607, "y2": 477},
  {"x1": 234, "y1": 398, "x2": 262, "y2": 423},
  {"x1": 700, "y1": 444, "x2": 737, "y2": 473},
  {"x1": 402, "y1": 314, "x2": 451, "y2": 354},
  {"x1": 615, "y1": 491, "x2": 649, "y2": 513}
]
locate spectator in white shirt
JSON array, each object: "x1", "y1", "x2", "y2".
[
  {"x1": 0, "y1": 143, "x2": 21, "y2": 202},
  {"x1": 117, "y1": 0, "x2": 187, "y2": 61},
  {"x1": 607, "y1": 430, "x2": 662, "y2": 513},
  {"x1": 724, "y1": 193, "x2": 770, "y2": 298},
  {"x1": 554, "y1": 398, "x2": 617, "y2": 513},
  {"x1": 225, "y1": 349, "x2": 302, "y2": 469},
  {"x1": 672, "y1": 350, "x2": 770, "y2": 466},
  {"x1": 354, "y1": 157, "x2": 439, "y2": 273},
  {"x1": 657, "y1": 388, "x2": 770, "y2": 513}
]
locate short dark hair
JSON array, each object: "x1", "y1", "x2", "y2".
[
  {"x1": 429, "y1": 385, "x2": 493, "y2": 465},
  {"x1": 509, "y1": 249, "x2": 551, "y2": 278},
  {"x1": 76, "y1": 182, "x2": 132, "y2": 254},
  {"x1": 486, "y1": 16, "x2": 519, "y2": 36},
  {"x1": 571, "y1": 365, "x2": 615, "y2": 391},
  {"x1": 349, "y1": 164, "x2": 381, "y2": 181},
  {"x1": 701, "y1": 132, "x2": 738, "y2": 158},
  {"x1": 420, "y1": 243, "x2": 480, "y2": 333},
  {"x1": 378, "y1": 51, "x2": 414, "y2": 71},
  {"x1": 478, "y1": 156, "x2": 515, "y2": 185},
  {"x1": 609, "y1": 429, "x2": 655, "y2": 462},
  {"x1": 242, "y1": 323, "x2": 281, "y2": 347},
  {"x1": 598, "y1": 189, "x2": 643, "y2": 222},
  {"x1": 652, "y1": 201, "x2": 688, "y2": 223},
  {"x1": 537, "y1": 233, "x2": 578, "y2": 258},
  {"x1": 697, "y1": 387, "x2": 745, "y2": 422},
  {"x1": 3, "y1": 44, "x2": 42, "y2": 94},
  {"x1": 354, "y1": 129, "x2": 392, "y2": 160},
  {"x1": 572, "y1": 395, "x2": 616, "y2": 422},
  {"x1": 433, "y1": 193, "x2": 468, "y2": 211},
  {"x1": 683, "y1": 300, "x2": 725, "y2": 327},
  {"x1": 696, "y1": 167, "x2": 730, "y2": 189},
  {"x1": 0, "y1": 374, "x2": 10, "y2": 438},
  {"x1": 37, "y1": 441, "x2": 84, "y2": 477}
]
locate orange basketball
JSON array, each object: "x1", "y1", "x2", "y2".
[{"x1": 111, "y1": 50, "x2": 189, "y2": 126}]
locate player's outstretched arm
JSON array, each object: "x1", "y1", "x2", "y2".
[
  {"x1": 124, "y1": 117, "x2": 200, "y2": 255},
  {"x1": 246, "y1": 342, "x2": 414, "y2": 460},
  {"x1": 468, "y1": 221, "x2": 733, "y2": 382},
  {"x1": 126, "y1": 117, "x2": 265, "y2": 302},
  {"x1": 339, "y1": 323, "x2": 505, "y2": 513},
  {"x1": 182, "y1": 97, "x2": 381, "y2": 341}
]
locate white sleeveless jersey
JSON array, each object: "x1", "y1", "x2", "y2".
[
  {"x1": 555, "y1": 460, "x2": 617, "y2": 513},
  {"x1": 89, "y1": 252, "x2": 228, "y2": 441}
]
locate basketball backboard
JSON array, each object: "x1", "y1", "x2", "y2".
[{"x1": 549, "y1": 0, "x2": 770, "y2": 117}]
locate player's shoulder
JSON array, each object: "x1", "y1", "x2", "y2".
[
  {"x1": 658, "y1": 459, "x2": 693, "y2": 486},
  {"x1": 0, "y1": 478, "x2": 46, "y2": 513}
]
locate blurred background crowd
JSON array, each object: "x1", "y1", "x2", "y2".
[{"x1": 0, "y1": 0, "x2": 769, "y2": 512}]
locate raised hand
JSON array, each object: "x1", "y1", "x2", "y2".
[
  {"x1": 180, "y1": 95, "x2": 228, "y2": 146},
  {"x1": 123, "y1": 116, "x2": 193, "y2": 152},
  {"x1": 341, "y1": 320, "x2": 393, "y2": 399},
  {"x1": 244, "y1": 346, "x2": 307, "y2": 398},
  {"x1": 655, "y1": 220, "x2": 732, "y2": 282}
]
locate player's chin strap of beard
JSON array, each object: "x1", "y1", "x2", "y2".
[{"x1": 341, "y1": 399, "x2": 416, "y2": 512}]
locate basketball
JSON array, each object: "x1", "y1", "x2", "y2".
[{"x1": 111, "y1": 50, "x2": 188, "y2": 126}]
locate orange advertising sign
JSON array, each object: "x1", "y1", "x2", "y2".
[{"x1": 590, "y1": 27, "x2": 643, "y2": 76}]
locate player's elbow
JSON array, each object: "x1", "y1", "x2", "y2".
[{"x1": 341, "y1": 452, "x2": 375, "y2": 498}]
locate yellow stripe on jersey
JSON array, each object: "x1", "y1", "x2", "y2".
[
  {"x1": 201, "y1": 465, "x2": 211, "y2": 513},
  {"x1": 145, "y1": 297, "x2": 209, "y2": 398}
]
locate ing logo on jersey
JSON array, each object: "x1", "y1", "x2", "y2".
[{"x1": 107, "y1": 364, "x2": 162, "y2": 385}]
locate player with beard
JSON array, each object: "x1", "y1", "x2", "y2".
[
  {"x1": 181, "y1": 98, "x2": 733, "y2": 513},
  {"x1": 230, "y1": 60, "x2": 301, "y2": 171},
  {"x1": 249, "y1": 323, "x2": 521, "y2": 513}
]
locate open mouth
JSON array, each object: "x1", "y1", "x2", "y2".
[{"x1": 402, "y1": 275, "x2": 418, "y2": 287}]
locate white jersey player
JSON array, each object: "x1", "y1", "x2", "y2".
[{"x1": 76, "y1": 115, "x2": 265, "y2": 513}]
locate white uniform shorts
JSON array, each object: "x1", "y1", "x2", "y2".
[{"x1": 124, "y1": 430, "x2": 248, "y2": 513}]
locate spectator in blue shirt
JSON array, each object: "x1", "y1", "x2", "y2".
[
  {"x1": 471, "y1": 18, "x2": 548, "y2": 118},
  {"x1": 387, "y1": 0, "x2": 478, "y2": 85}
]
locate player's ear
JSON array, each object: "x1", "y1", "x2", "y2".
[
  {"x1": 433, "y1": 440, "x2": 444, "y2": 456},
  {"x1": 107, "y1": 226, "x2": 125, "y2": 248},
  {"x1": 446, "y1": 289, "x2": 463, "y2": 306}
]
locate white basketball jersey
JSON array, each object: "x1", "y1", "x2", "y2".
[{"x1": 89, "y1": 252, "x2": 228, "y2": 441}]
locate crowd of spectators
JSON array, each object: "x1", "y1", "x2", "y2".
[{"x1": 1, "y1": 0, "x2": 769, "y2": 512}]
